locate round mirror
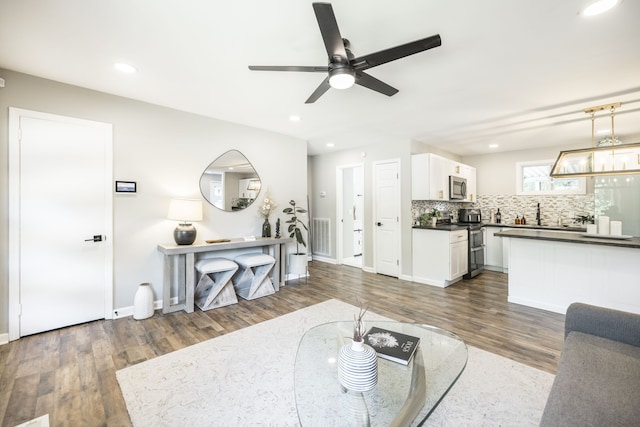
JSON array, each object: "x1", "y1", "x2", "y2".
[{"x1": 199, "y1": 150, "x2": 261, "y2": 211}]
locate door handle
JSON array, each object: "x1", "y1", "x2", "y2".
[
  {"x1": 377, "y1": 222, "x2": 382, "y2": 226},
  {"x1": 85, "y1": 235, "x2": 103, "y2": 242}
]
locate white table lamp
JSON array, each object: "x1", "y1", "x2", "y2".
[{"x1": 168, "y1": 199, "x2": 203, "y2": 245}]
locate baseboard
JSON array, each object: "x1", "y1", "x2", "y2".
[
  {"x1": 400, "y1": 274, "x2": 413, "y2": 282},
  {"x1": 112, "y1": 298, "x2": 166, "y2": 319},
  {"x1": 412, "y1": 276, "x2": 447, "y2": 288},
  {"x1": 0, "y1": 333, "x2": 9, "y2": 346},
  {"x1": 311, "y1": 255, "x2": 336, "y2": 264},
  {"x1": 508, "y1": 296, "x2": 566, "y2": 314}
]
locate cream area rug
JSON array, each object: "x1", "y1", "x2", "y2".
[{"x1": 116, "y1": 299, "x2": 554, "y2": 426}]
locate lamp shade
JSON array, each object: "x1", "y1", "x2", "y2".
[{"x1": 168, "y1": 199, "x2": 203, "y2": 223}]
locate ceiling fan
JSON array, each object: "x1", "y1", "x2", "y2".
[{"x1": 248, "y1": 2, "x2": 442, "y2": 103}]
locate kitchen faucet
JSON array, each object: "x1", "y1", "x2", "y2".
[{"x1": 536, "y1": 203, "x2": 541, "y2": 226}]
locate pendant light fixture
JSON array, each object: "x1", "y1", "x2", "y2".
[{"x1": 550, "y1": 102, "x2": 640, "y2": 177}]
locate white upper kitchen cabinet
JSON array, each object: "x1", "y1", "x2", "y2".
[
  {"x1": 412, "y1": 153, "x2": 448, "y2": 200},
  {"x1": 449, "y1": 160, "x2": 464, "y2": 177},
  {"x1": 461, "y1": 165, "x2": 477, "y2": 202},
  {"x1": 412, "y1": 153, "x2": 477, "y2": 202}
]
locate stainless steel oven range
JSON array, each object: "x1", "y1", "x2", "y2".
[{"x1": 458, "y1": 209, "x2": 484, "y2": 279}]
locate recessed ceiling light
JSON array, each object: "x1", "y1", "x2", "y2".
[
  {"x1": 114, "y1": 62, "x2": 137, "y2": 73},
  {"x1": 289, "y1": 115, "x2": 301, "y2": 122},
  {"x1": 326, "y1": 143, "x2": 335, "y2": 148},
  {"x1": 489, "y1": 144, "x2": 499, "y2": 149},
  {"x1": 580, "y1": 0, "x2": 620, "y2": 16}
]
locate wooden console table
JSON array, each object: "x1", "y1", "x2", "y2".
[{"x1": 157, "y1": 237, "x2": 293, "y2": 314}]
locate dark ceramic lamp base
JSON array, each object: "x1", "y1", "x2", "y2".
[{"x1": 174, "y1": 223, "x2": 197, "y2": 245}]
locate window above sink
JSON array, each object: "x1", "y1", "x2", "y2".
[{"x1": 516, "y1": 159, "x2": 586, "y2": 195}]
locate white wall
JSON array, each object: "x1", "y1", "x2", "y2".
[
  {"x1": 461, "y1": 144, "x2": 594, "y2": 195},
  {"x1": 0, "y1": 69, "x2": 307, "y2": 335},
  {"x1": 310, "y1": 139, "x2": 413, "y2": 276}
]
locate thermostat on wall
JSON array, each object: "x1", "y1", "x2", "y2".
[
  {"x1": 320, "y1": 191, "x2": 327, "y2": 198},
  {"x1": 115, "y1": 181, "x2": 137, "y2": 193}
]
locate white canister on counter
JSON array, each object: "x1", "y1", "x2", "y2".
[
  {"x1": 598, "y1": 216, "x2": 610, "y2": 235},
  {"x1": 586, "y1": 224, "x2": 597, "y2": 234},
  {"x1": 610, "y1": 221, "x2": 622, "y2": 236}
]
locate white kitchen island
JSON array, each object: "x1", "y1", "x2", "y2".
[{"x1": 495, "y1": 229, "x2": 640, "y2": 315}]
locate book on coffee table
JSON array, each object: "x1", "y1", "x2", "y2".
[{"x1": 364, "y1": 326, "x2": 420, "y2": 365}]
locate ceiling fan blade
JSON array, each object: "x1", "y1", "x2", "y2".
[
  {"x1": 305, "y1": 77, "x2": 331, "y2": 104},
  {"x1": 248, "y1": 65, "x2": 329, "y2": 72},
  {"x1": 355, "y1": 72, "x2": 398, "y2": 97},
  {"x1": 351, "y1": 34, "x2": 442, "y2": 71},
  {"x1": 313, "y1": 3, "x2": 348, "y2": 62}
]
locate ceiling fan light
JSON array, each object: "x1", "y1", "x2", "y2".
[{"x1": 329, "y1": 68, "x2": 355, "y2": 90}]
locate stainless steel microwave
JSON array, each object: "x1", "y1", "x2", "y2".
[{"x1": 449, "y1": 175, "x2": 467, "y2": 200}]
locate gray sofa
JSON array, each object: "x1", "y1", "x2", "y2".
[{"x1": 540, "y1": 302, "x2": 640, "y2": 426}]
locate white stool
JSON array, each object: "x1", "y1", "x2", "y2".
[
  {"x1": 194, "y1": 258, "x2": 239, "y2": 310},
  {"x1": 233, "y1": 253, "x2": 276, "y2": 300}
]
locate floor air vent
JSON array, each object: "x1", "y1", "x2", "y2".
[{"x1": 312, "y1": 218, "x2": 331, "y2": 256}]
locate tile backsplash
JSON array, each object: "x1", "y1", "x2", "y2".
[{"x1": 412, "y1": 194, "x2": 595, "y2": 226}]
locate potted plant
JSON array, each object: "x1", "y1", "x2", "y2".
[
  {"x1": 283, "y1": 199, "x2": 308, "y2": 275},
  {"x1": 419, "y1": 208, "x2": 441, "y2": 227}
]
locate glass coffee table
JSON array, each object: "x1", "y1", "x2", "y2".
[{"x1": 294, "y1": 321, "x2": 467, "y2": 426}]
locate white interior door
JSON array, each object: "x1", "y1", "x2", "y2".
[
  {"x1": 337, "y1": 164, "x2": 364, "y2": 268},
  {"x1": 9, "y1": 109, "x2": 113, "y2": 338},
  {"x1": 374, "y1": 160, "x2": 400, "y2": 277}
]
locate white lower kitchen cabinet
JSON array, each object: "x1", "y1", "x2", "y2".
[
  {"x1": 484, "y1": 225, "x2": 508, "y2": 272},
  {"x1": 412, "y1": 228, "x2": 468, "y2": 287}
]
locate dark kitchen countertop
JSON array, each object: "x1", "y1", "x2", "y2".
[
  {"x1": 494, "y1": 229, "x2": 640, "y2": 249},
  {"x1": 483, "y1": 222, "x2": 587, "y2": 232},
  {"x1": 412, "y1": 224, "x2": 470, "y2": 231}
]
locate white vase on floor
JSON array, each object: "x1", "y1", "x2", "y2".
[{"x1": 133, "y1": 283, "x2": 154, "y2": 320}]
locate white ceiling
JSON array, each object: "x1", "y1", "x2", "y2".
[{"x1": 1, "y1": 0, "x2": 639, "y2": 156}]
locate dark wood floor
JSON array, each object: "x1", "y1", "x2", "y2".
[{"x1": 0, "y1": 262, "x2": 565, "y2": 427}]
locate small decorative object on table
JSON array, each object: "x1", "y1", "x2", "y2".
[
  {"x1": 261, "y1": 218, "x2": 271, "y2": 238},
  {"x1": 275, "y1": 218, "x2": 281, "y2": 238},
  {"x1": 338, "y1": 305, "x2": 378, "y2": 392},
  {"x1": 364, "y1": 327, "x2": 420, "y2": 365},
  {"x1": 258, "y1": 191, "x2": 276, "y2": 238}
]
